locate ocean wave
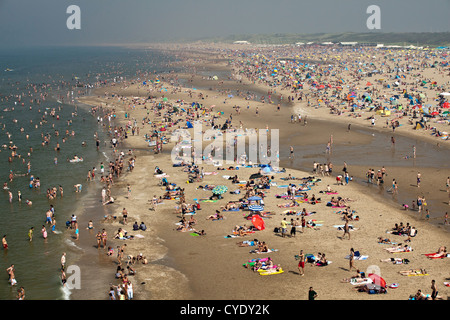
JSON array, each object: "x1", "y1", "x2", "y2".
[
  {"x1": 60, "y1": 285, "x2": 72, "y2": 300},
  {"x1": 64, "y1": 239, "x2": 84, "y2": 251}
]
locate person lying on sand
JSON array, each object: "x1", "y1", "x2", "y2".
[
  {"x1": 341, "y1": 269, "x2": 366, "y2": 282},
  {"x1": 399, "y1": 269, "x2": 427, "y2": 276},
  {"x1": 426, "y1": 246, "x2": 447, "y2": 258},
  {"x1": 380, "y1": 257, "x2": 410, "y2": 264},
  {"x1": 206, "y1": 211, "x2": 225, "y2": 220},
  {"x1": 237, "y1": 239, "x2": 259, "y2": 247},
  {"x1": 221, "y1": 202, "x2": 239, "y2": 211},
  {"x1": 377, "y1": 237, "x2": 394, "y2": 244},
  {"x1": 384, "y1": 244, "x2": 412, "y2": 253}
]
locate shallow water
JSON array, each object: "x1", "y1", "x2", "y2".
[{"x1": 0, "y1": 46, "x2": 178, "y2": 300}]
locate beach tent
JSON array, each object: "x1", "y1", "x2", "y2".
[
  {"x1": 262, "y1": 166, "x2": 274, "y2": 174},
  {"x1": 415, "y1": 122, "x2": 425, "y2": 130},
  {"x1": 186, "y1": 121, "x2": 194, "y2": 128}
]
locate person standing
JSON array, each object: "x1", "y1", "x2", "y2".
[
  {"x1": 308, "y1": 287, "x2": 318, "y2": 300},
  {"x1": 417, "y1": 172, "x2": 421, "y2": 188},
  {"x1": 96, "y1": 231, "x2": 102, "y2": 248},
  {"x1": 349, "y1": 248, "x2": 356, "y2": 271},
  {"x1": 2, "y1": 235, "x2": 7, "y2": 250},
  {"x1": 126, "y1": 280, "x2": 133, "y2": 300},
  {"x1": 280, "y1": 218, "x2": 288, "y2": 238},
  {"x1": 297, "y1": 250, "x2": 305, "y2": 276},
  {"x1": 41, "y1": 225, "x2": 47, "y2": 240},
  {"x1": 392, "y1": 179, "x2": 398, "y2": 195},
  {"x1": 16, "y1": 287, "x2": 25, "y2": 300},
  {"x1": 122, "y1": 208, "x2": 128, "y2": 225},
  {"x1": 101, "y1": 229, "x2": 107, "y2": 248},
  {"x1": 431, "y1": 280, "x2": 438, "y2": 300},
  {"x1": 290, "y1": 219, "x2": 296, "y2": 238},
  {"x1": 61, "y1": 252, "x2": 66, "y2": 271},
  {"x1": 6, "y1": 264, "x2": 17, "y2": 286},
  {"x1": 28, "y1": 227, "x2": 34, "y2": 242}
]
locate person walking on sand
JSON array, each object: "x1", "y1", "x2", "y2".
[
  {"x1": 392, "y1": 179, "x2": 398, "y2": 195},
  {"x1": 343, "y1": 219, "x2": 351, "y2": 240},
  {"x1": 417, "y1": 172, "x2": 421, "y2": 188},
  {"x1": 289, "y1": 146, "x2": 294, "y2": 159},
  {"x1": 127, "y1": 184, "x2": 132, "y2": 199}
]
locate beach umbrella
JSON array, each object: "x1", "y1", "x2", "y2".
[
  {"x1": 368, "y1": 274, "x2": 386, "y2": 288},
  {"x1": 440, "y1": 92, "x2": 450, "y2": 96},
  {"x1": 212, "y1": 185, "x2": 228, "y2": 195},
  {"x1": 248, "y1": 204, "x2": 264, "y2": 212},
  {"x1": 251, "y1": 215, "x2": 265, "y2": 231},
  {"x1": 443, "y1": 102, "x2": 450, "y2": 108}
]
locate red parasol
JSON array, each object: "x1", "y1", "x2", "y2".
[
  {"x1": 368, "y1": 273, "x2": 386, "y2": 288},
  {"x1": 251, "y1": 215, "x2": 265, "y2": 231}
]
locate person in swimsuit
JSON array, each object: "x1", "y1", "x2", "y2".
[
  {"x1": 2, "y1": 235, "x2": 7, "y2": 249},
  {"x1": 297, "y1": 250, "x2": 305, "y2": 276}
]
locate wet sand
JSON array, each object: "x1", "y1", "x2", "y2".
[{"x1": 74, "y1": 44, "x2": 449, "y2": 301}]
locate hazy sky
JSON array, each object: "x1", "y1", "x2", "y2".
[{"x1": 0, "y1": 0, "x2": 449, "y2": 47}]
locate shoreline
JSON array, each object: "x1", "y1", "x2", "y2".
[{"x1": 74, "y1": 44, "x2": 449, "y2": 301}]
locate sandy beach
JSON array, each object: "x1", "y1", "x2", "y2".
[{"x1": 75, "y1": 43, "x2": 449, "y2": 301}]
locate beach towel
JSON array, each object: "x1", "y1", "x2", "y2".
[
  {"x1": 424, "y1": 252, "x2": 449, "y2": 259},
  {"x1": 259, "y1": 268, "x2": 284, "y2": 276},
  {"x1": 404, "y1": 270, "x2": 429, "y2": 277},
  {"x1": 345, "y1": 255, "x2": 369, "y2": 260},
  {"x1": 350, "y1": 278, "x2": 373, "y2": 286}
]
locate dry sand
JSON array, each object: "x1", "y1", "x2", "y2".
[{"x1": 76, "y1": 44, "x2": 449, "y2": 300}]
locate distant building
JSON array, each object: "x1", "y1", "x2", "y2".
[
  {"x1": 359, "y1": 42, "x2": 378, "y2": 47},
  {"x1": 233, "y1": 41, "x2": 250, "y2": 44},
  {"x1": 340, "y1": 42, "x2": 358, "y2": 46}
]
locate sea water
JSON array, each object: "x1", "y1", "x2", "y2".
[{"x1": 0, "y1": 45, "x2": 177, "y2": 300}]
